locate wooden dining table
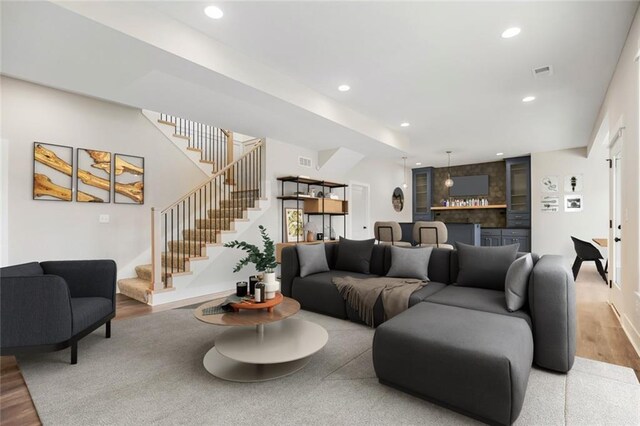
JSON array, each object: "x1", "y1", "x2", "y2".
[
  {"x1": 592, "y1": 238, "x2": 608, "y2": 248},
  {"x1": 592, "y1": 238, "x2": 608, "y2": 273}
]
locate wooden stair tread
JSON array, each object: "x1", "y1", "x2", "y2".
[{"x1": 157, "y1": 119, "x2": 176, "y2": 127}]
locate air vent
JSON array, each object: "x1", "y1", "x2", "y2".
[
  {"x1": 298, "y1": 156, "x2": 312, "y2": 168},
  {"x1": 532, "y1": 65, "x2": 553, "y2": 78}
]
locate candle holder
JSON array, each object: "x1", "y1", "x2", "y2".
[
  {"x1": 249, "y1": 275, "x2": 259, "y2": 295},
  {"x1": 236, "y1": 281, "x2": 248, "y2": 297}
]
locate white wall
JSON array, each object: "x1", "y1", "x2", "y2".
[
  {"x1": 259, "y1": 138, "x2": 412, "y2": 243},
  {"x1": 587, "y1": 7, "x2": 640, "y2": 353},
  {"x1": 187, "y1": 137, "x2": 412, "y2": 290},
  {"x1": 531, "y1": 147, "x2": 609, "y2": 263},
  {"x1": 1, "y1": 77, "x2": 205, "y2": 276}
]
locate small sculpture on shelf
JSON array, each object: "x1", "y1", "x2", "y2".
[{"x1": 304, "y1": 222, "x2": 320, "y2": 242}]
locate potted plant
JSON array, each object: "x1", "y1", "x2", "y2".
[{"x1": 224, "y1": 225, "x2": 278, "y2": 295}]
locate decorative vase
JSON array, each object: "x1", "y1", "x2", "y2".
[
  {"x1": 262, "y1": 271, "x2": 278, "y2": 299},
  {"x1": 306, "y1": 231, "x2": 316, "y2": 242},
  {"x1": 263, "y1": 271, "x2": 276, "y2": 285}
]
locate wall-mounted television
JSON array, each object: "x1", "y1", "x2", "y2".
[{"x1": 449, "y1": 175, "x2": 489, "y2": 196}]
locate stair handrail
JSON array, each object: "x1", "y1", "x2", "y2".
[
  {"x1": 150, "y1": 138, "x2": 265, "y2": 291},
  {"x1": 161, "y1": 139, "x2": 264, "y2": 214}
]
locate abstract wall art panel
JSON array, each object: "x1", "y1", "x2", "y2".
[
  {"x1": 113, "y1": 154, "x2": 144, "y2": 204},
  {"x1": 76, "y1": 148, "x2": 111, "y2": 202},
  {"x1": 33, "y1": 142, "x2": 73, "y2": 201}
]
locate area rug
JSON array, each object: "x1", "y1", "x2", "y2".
[{"x1": 17, "y1": 309, "x2": 640, "y2": 425}]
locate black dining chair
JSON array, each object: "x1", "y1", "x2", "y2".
[{"x1": 571, "y1": 236, "x2": 607, "y2": 283}]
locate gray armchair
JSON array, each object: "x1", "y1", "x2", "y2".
[{"x1": 0, "y1": 259, "x2": 116, "y2": 364}]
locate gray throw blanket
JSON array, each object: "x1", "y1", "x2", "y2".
[{"x1": 332, "y1": 276, "x2": 425, "y2": 327}]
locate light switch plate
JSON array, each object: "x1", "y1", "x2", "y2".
[{"x1": 99, "y1": 214, "x2": 110, "y2": 224}]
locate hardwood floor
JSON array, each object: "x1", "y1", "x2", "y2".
[
  {"x1": 575, "y1": 265, "x2": 640, "y2": 380},
  {"x1": 1, "y1": 270, "x2": 639, "y2": 424}
]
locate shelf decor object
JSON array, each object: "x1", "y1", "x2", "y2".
[
  {"x1": 33, "y1": 142, "x2": 74, "y2": 202},
  {"x1": 113, "y1": 153, "x2": 144, "y2": 204},
  {"x1": 285, "y1": 208, "x2": 304, "y2": 242},
  {"x1": 76, "y1": 148, "x2": 111, "y2": 203}
]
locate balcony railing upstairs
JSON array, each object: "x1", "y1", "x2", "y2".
[{"x1": 159, "y1": 113, "x2": 231, "y2": 171}]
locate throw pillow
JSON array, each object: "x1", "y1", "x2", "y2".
[
  {"x1": 505, "y1": 253, "x2": 534, "y2": 312},
  {"x1": 297, "y1": 243, "x2": 330, "y2": 278},
  {"x1": 386, "y1": 246, "x2": 432, "y2": 281},
  {"x1": 455, "y1": 242, "x2": 519, "y2": 291},
  {"x1": 334, "y1": 237, "x2": 376, "y2": 274}
]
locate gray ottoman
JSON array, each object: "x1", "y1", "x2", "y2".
[{"x1": 373, "y1": 302, "x2": 533, "y2": 425}]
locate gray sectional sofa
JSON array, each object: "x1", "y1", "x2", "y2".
[{"x1": 281, "y1": 243, "x2": 576, "y2": 426}]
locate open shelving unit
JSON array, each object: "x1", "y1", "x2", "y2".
[{"x1": 277, "y1": 176, "x2": 348, "y2": 243}]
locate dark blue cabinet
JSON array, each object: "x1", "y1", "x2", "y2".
[
  {"x1": 481, "y1": 228, "x2": 530, "y2": 252},
  {"x1": 412, "y1": 167, "x2": 433, "y2": 222},
  {"x1": 446, "y1": 223, "x2": 481, "y2": 246},
  {"x1": 505, "y1": 156, "x2": 531, "y2": 228},
  {"x1": 481, "y1": 229, "x2": 502, "y2": 247}
]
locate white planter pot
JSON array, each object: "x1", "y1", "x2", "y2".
[
  {"x1": 263, "y1": 272, "x2": 276, "y2": 285},
  {"x1": 262, "y1": 272, "x2": 279, "y2": 299}
]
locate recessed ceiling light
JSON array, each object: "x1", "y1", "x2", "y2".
[
  {"x1": 204, "y1": 5, "x2": 223, "y2": 19},
  {"x1": 400, "y1": 122, "x2": 410, "y2": 127},
  {"x1": 338, "y1": 84, "x2": 350, "y2": 92},
  {"x1": 522, "y1": 96, "x2": 536, "y2": 103},
  {"x1": 496, "y1": 152, "x2": 504, "y2": 156},
  {"x1": 501, "y1": 27, "x2": 521, "y2": 39},
  {"x1": 416, "y1": 162, "x2": 422, "y2": 166}
]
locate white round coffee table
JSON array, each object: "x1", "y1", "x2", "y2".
[{"x1": 195, "y1": 295, "x2": 328, "y2": 382}]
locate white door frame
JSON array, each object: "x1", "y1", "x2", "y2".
[
  {"x1": 349, "y1": 181, "x2": 370, "y2": 239},
  {"x1": 0, "y1": 139, "x2": 9, "y2": 266},
  {"x1": 608, "y1": 129, "x2": 624, "y2": 312}
]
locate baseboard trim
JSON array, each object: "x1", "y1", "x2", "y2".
[{"x1": 621, "y1": 313, "x2": 640, "y2": 358}]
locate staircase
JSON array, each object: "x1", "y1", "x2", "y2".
[
  {"x1": 118, "y1": 114, "x2": 265, "y2": 304},
  {"x1": 143, "y1": 111, "x2": 231, "y2": 175}
]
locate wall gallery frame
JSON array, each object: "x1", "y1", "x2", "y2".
[
  {"x1": 33, "y1": 142, "x2": 74, "y2": 201},
  {"x1": 540, "y1": 195, "x2": 560, "y2": 212},
  {"x1": 285, "y1": 208, "x2": 304, "y2": 242},
  {"x1": 76, "y1": 148, "x2": 111, "y2": 202},
  {"x1": 564, "y1": 174, "x2": 583, "y2": 193},
  {"x1": 540, "y1": 175, "x2": 559, "y2": 193},
  {"x1": 113, "y1": 154, "x2": 145, "y2": 204},
  {"x1": 564, "y1": 194, "x2": 583, "y2": 213}
]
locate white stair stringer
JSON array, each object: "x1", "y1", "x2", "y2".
[
  {"x1": 149, "y1": 196, "x2": 271, "y2": 306},
  {"x1": 141, "y1": 109, "x2": 213, "y2": 176}
]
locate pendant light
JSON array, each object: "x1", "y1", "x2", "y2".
[
  {"x1": 401, "y1": 156, "x2": 408, "y2": 189},
  {"x1": 444, "y1": 151, "x2": 454, "y2": 188}
]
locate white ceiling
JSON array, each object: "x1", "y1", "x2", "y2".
[
  {"x1": 2, "y1": 1, "x2": 638, "y2": 167},
  {"x1": 150, "y1": 1, "x2": 637, "y2": 165}
]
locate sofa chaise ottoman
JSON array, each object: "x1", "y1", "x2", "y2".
[{"x1": 373, "y1": 302, "x2": 534, "y2": 425}]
